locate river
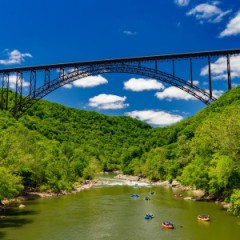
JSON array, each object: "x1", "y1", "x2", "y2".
[{"x1": 1, "y1": 178, "x2": 240, "y2": 240}]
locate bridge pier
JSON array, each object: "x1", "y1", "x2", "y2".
[
  {"x1": 227, "y1": 53, "x2": 232, "y2": 90},
  {"x1": 0, "y1": 73, "x2": 9, "y2": 110},
  {"x1": 208, "y1": 56, "x2": 213, "y2": 98}
]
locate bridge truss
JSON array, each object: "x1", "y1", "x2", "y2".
[{"x1": 0, "y1": 49, "x2": 240, "y2": 118}]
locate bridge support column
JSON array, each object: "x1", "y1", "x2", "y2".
[
  {"x1": 172, "y1": 60, "x2": 175, "y2": 78},
  {"x1": 14, "y1": 72, "x2": 23, "y2": 113},
  {"x1": 44, "y1": 69, "x2": 51, "y2": 88},
  {"x1": 30, "y1": 70, "x2": 36, "y2": 98},
  {"x1": 155, "y1": 60, "x2": 158, "y2": 73},
  {"x1": 227, "y1": 53, "x2": 232, "y2": 90},
  {"x1": 190, "y1": 58, "x2": 193, "y2": 87},
  {"x1": 0, "y1": 73, "x2": 9, "y2": 110},
  {"x1": 208, "y1": 56, "x2": 212, "y2": 98}
]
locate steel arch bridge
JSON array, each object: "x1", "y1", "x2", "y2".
[{"x1": 0, "y1": 48, "x2": 240, "y2": 118}]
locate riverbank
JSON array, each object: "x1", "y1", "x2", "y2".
[
  {"x1": 114, "y1": 174, "x2": 205, "y2": 196},
  {"x1": 114, "y1": 174, "x2": 230, "y2": 208},
  {"x1": 1, "y1": 179, "x2": 103, "y2": 207},
  {"x1": 1, "y1": 174, "x2": 229, "y2": 210}
]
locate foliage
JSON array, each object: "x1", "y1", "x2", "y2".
[
  {"x1": 0, "y1": 87, "x2": 240, "y2": 215},
  {"x1": 228, "y1": 189, "x2": 240, "y2": 216},
  {"x1": 0, "y1": 166, "x2": 23, "y2": 200}
]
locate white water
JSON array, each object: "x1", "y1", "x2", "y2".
[{"x1": 97, "y1": 177, "x2": 152, "y2": 187}]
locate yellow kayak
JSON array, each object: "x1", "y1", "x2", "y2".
[{"x1": 198, "y1": 214, "x2": 210, "y2": 221}]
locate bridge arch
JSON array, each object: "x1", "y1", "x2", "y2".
[{"x1": 14, "y1": 63, "x2": 216, "y2": 118}]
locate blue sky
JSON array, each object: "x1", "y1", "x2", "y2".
[{"x1": 0, "y1": 0, "x2": 240, "y2": 126}]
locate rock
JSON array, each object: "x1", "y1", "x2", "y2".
[
  {"x1": 184, "y1": 197, "x2": 196, "y2": 201},
  {"x1": 19, "y1": 204, "x2": 26, "y2": 208},
  {"x1": 203, "y1": 194, "x2": 216, "y2": 201},
  {"x1": 2, "y1": 200, "x2": 10, "y2": 205},
  {"x1": 221, "y1": 202, "x2": 230, "y2": 209},
  {"x1": 171, "y1": 179, "x2": 180, "y2": 187},
  {"x1": 114, "y1": 174, "x2": 139, "y2": 181},
  {"x1": 153, "y1": 181, "x2": 171, "y2": 187},
  {"x1": 191, "y1": 189, "x2": 204, "y2": 196}
]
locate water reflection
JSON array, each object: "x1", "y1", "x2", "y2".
[{"x1": 0, "y1": 207, "x2": 38, "y2": 239}]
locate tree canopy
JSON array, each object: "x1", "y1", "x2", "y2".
[{"x1": 1, "y1": 86, "x2": 240, "y2": 215}]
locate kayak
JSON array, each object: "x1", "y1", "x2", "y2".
[
  {"x1": 144, "y1": 213, "x2": 154, "y2": 219},
  {"x1": 197, "y1": 214, "x2": 210, "y2": 221},
  {"x1": 162, "y1": 221, "x2": 174, "y2": 229}
]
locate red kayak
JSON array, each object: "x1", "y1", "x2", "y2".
[{"x1": 162, "y1": 221, "x2": 174, "y2": 229}]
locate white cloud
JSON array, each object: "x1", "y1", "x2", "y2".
[
  {"x1": 175, "y1": 0, "x2": 190, "y2": 7},
  {"x1": 73, "y1": 75, "x2": 108, "y2": 88},
  {"x1": 186, "y1": 2, "x2": 231, "y2": 23},
  {"x1": 123, "y1": 30, "x2": 136, "y2": 36},
  {"x1": 62, "y1": 83, "x2": 73, "y2": 89},
  {"x1": 219, "y1": 12, "x2": 240, "y2": 37},
  {"x1": 8, "y1": 75, "x2": 30, "y2": 90},
  {"x1": 188, "y1": 80, "x2": 199, "y2": 85},
  {"x1": 200, "y1": 56, "x2": 240, "y2": 80},
  {"x1": 125, "y1": 110, "x2": 183, "y2": 126},
  {"x1": 155, "y1": 86, "x2": 197, "y2": 101},
  {"x1": 88, "y1": 94, "x2": 129, "y2": 109},
  {"x1": 0, "y1": 49, "x2": 32, "y2": 65},
  {"x1": 124, "y1": 78, "x2": 165, "y2": 92},
  {"x1": 212, "y1": 90, "x2": 224, "y2": 98}
]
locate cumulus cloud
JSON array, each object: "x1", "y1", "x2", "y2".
[
  {"x1": 212, "y1": 90, "x2": 224, "y2": 98},
  {"x1": 123, "y1": 30, "x2": 136, "y2": 35},
  {"x1": 62, "y1": 83, "x2": 73, "y2": 89},
  {"x1": 155, "y1": 86, "x2": 197, "y2": 101},
  {"x1": 0, "y1": 49, "x2": 32, "y2": 65},
  {"x1": 188, "y1": 80, "x2": 199, "y2": 85},
  {"x1": 88, "y1": 94, "x2": 129, "y2": 109},
  {"x1": 73, "y1": 75, "x2": 108, "y2": 88},
  {"x1": 219, "y1": 11, "x2": 240, "y2": 37},
  {"x1": 124, "y1": 78, "x2": 165, "y2": 92},
  {"x1": 125, "y1": 110, "x2": 183, "y2": 126},
  {"x1": 175, "y1": 0, "x2": 190, "y2": 7},
  {"x1": 186, "y1": 2, "x2": 231, "y2": 23},
  {"x1": 8, "y1": 75, "x2": 30, "y2": 90},
  {"x1": 200, "y1": 56, "x2": 240, "y2": 80}
]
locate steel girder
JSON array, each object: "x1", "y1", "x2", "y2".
[{"x1": 12, "y1": 63, "x2": 216, "y2": 118}]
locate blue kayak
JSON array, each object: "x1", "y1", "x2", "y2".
[
  {"x1": 144, "y1": 214, "x2": 154, "y2": 219},
  {"x1": 131, "y1": 194, "x2": 140, "y2": 198}
]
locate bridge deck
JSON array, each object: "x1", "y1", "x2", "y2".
[{"x1": 0, "y1": 49, "x2": 240, "y2": 73}]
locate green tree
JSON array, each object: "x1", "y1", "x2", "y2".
[
  {"x1": 208, "y1": 154, "x2": 240, "y2": 195},
  {"x1": 228, "y1": 189, "x2": 240, "y2": 216},
  {"x1": 0, "y1": 166, "x2": 23, "y2": 201}
]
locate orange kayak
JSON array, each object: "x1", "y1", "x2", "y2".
[{"x1": 162, "y1": 221, "x2": 174, "y2": 229}]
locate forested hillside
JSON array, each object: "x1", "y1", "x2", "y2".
[{"x1": 0, "y1": 87, "x2": 240, "y2": 215}]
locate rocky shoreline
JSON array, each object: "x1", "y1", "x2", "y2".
[
  {"x1": 114, "y1": 174, "x2": 205, "y2": 196},
  {"x1": 1, "y1": 174, "x2": 229, "y2": 210},
  {"x1": 114, "y1": 174, "x2": 230, "y2": 208},
  {"x1": 1, "y1": 179, "x2": 102, "y2": 208}
]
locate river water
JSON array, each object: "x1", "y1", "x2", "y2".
[{"x1": 1, "y1": 178, "x2": 240, "y2": 240}]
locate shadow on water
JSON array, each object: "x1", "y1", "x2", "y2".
[
  {"x1": 3, "y1": 208, "x2": 39, "y2": 217},
  {"x1": 0, "y1": 232, "x2": 6, "y2": 240},
  {"x1": 0, "y1": 217, "x2": 32, "y2": 228},
  {"x1": 0, "y1": 207, "x2": 39, "y2": 239}
]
